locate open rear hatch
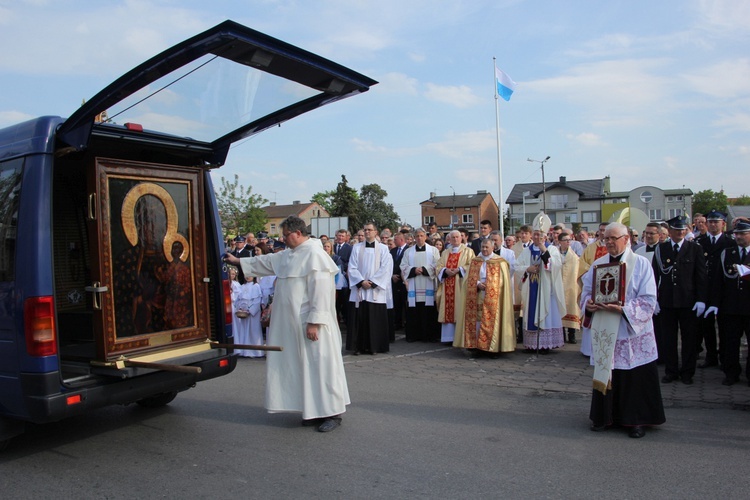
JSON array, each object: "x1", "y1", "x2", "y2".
[{"x1": 54, "y1": 20, "x2": 376, "y2": 375}]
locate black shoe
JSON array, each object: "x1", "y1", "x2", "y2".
[
  {"x1": 681, "y1": 376, "x2": 694, "y2": 385},
  {"x1": 301, "y1": 418, "x2": 324, "y2": 427},
  {"x1": 721, "y1": 376, "x2": 739, "y2": 386},
  {"x1": 628, "y1": 426, "x2": 646, "y2": 438},
  {"x1": 661, "y1": 374, "x2": 678, "y2": 383},
  {"x1": 352, "y1": 351, "x2": 360, "y2": 356},
  {"x1": 590, "y1": 423, "x2": 607, "y2": 432},
  {"x1": 699, "y1": 359, "x2": 718, "y2": 368},
  {"x1": 317, "y1": 417, "x2": 342, "y2": 433}
]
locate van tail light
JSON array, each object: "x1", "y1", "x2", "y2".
[
  {"x1": 24, "y1": 296, "x2": 57, "y2": 357},
  {"x1": 223, "y1": 279, "x2": 233, "y2": 326}
]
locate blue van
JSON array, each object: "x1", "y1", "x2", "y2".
[{"x1": 0, "y1": 20, "x2": 376, "y2": 447}]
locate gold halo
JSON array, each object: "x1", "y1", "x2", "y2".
[{"x1": 121, "y1": 182, "x2": 189, "y2": 262}]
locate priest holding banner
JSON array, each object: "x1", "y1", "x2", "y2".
[{"x1": 581, "y1": 222, "x2": 665, "y2": 439}]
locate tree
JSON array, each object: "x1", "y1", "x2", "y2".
[
  {"x1": 310, "y1": 190, "x2": 334, "y2": 213},
  {"x1": 215, "y1": 174, "x2": 268, "y2": 238},
  {"x1": 692, "y1": 189, "x2": 728, "y2": 217},
  {"x1": 322, "y1": 175, "x2": 362, "y2": 230},
  {"x1": 359, "y1": 183, "x2": 400, "y2": 231},
  {"x1": 730, "y1": 194, "x2": 750, "y2": 206}
]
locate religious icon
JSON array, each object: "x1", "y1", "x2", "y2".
[{"x1": 593, "y1": 262, "x2": 625, "y2": 305}]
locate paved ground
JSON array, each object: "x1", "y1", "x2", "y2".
[
  {"x1": 346, "y1": 332, "x2": 750, "y2": 411},
  {"x1": 3, "y1": 331, "x2": 750, "y2": 499}
]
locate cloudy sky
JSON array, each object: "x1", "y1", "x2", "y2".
[{"x1": 1, "y1": 0, "x2": 748, "y2": 226}]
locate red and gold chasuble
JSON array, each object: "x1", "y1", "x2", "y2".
[
  {"x1": 463, "y1": 258, "x2": 505, "y2": 350},
  {"x1": 443, "y1": 252, "x2": 461, "y2": 323}
]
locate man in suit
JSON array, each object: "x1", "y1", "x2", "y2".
[
  {"x1": 231, "y1": 235, "x2": 252, "y2": 284},
  {"x1": 333, "y1": 229, "x2": 352, "y2": 324},
  {"x1": 652, "y1": 215, "x2": 707, "y2": 385},
  {"x1": 471, "y1": 220, "x2": 493, "y2": 255},
  {"x1": 390, "y1": 232, "x2": 409, "y2": 332},
  {"x1": 707, "y1": 220, "x2": 750, "y2": 386},
  {"x1": 694, "y1": 210, "x2": 732, "y2": 368}
]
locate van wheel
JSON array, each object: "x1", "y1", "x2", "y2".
[{"x1": 136, "y1": 391, "x2": 178, "y2": 408}]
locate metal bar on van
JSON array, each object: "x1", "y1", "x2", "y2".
[
  {"x1": 123, "y1": 359, "x2": 202, "y2": 374},
  {"x1": 210, "y1": 342, "x2": 282, "y2": 352}
]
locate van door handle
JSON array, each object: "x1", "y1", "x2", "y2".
[
  {"x1": 85, "y1": 282, "x2": 109, "y2": 310},
  {"x1": 88, "y1": 193, "x2": 97, "y2": 221}
]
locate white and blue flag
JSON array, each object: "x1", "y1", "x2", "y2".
[{"x1": 495, "y1": 66, "x2": 516, "y2": 101}]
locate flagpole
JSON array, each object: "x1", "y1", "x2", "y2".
[{"x1": 493, "y1": 57, "x2": 505, "y2": 236}]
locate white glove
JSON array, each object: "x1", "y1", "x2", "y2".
[
  {"x1": 692, "y1": 302, "x2": 706, "y2": 318},
  {"x1": 704, "y1": 306, "x2": 718, "y2": 318},
  {"x1": 653, "y1": 302, "x2": 660, "y2": 316}
]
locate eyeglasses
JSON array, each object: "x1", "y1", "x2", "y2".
[
  {"x1": 603, "y1": 235, "x2": 628, "y2": 242},
  {"x1": 643, "y1": 231, "x2": 658, "y2": 236},
  {"x1": 558, "y1": 238, "x2": 570, "y2": 242}
]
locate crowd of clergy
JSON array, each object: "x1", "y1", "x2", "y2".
[{"x1": 223, "y1": 209, "x2": 750, "y2": 438}]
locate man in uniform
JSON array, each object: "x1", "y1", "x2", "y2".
[
  {"x1": 232, "y1": 235, "x2": 252, "y2": 284},
  {"x1": 706, "y1": 220, "x2": 750, "y2": 385},
  {"x1": 652, "y1": 215, "x2": 707, "y2": 385},
  {"x1": 695, "y1": 210, "x2": 731, "y2": 368}
]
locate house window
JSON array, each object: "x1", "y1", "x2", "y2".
[
  {"x1": 564, "y1": 213, "x2": 578, "y2": 223},
  {"x1": 640, "y1": 191, "x2": 653, "y2": 203},
  {"x1": 649, "y1": 209, "x2": 663, "y2": 220},
  {"x1": 582, "y1": 211, "x2": 598, "y2": 223},
  {"x1": 462, "y1": 214, "x2": 473, "y2": 224},
  {"x1": 667, "y1": 195, "x2": 684, "y2": 203},
  {"x1": 550, "y1": 194, "x2": 569, "y2": 209},
  {"x1": 270, "y1": 224, "x2": 277, "y2": 233},
  {"x1": 668, "y1": 208, "x2": 683, "y2": 218},
  {"x1": 423, "y1": 215, "x2": 435, "y2": 225}
]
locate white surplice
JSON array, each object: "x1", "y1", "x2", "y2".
[
  {"x1": 233, "y1": 281, "x2": 263, "y2": 358},
  {"x1": 400, "y1": 244, "x2": 440, "y2": 306},
  {"x1": 580, "y1": 247, "x2": 659, "y2": 370},
  {"x1": 240, "y1": 238, "x2": 350, "y2": 419},
  {"x1": 347, "y1": 242, "x2": 393, "y2": 305}
]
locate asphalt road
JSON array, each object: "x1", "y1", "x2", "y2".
[{"x1": 2, "y1": 339, "x2": 750, "y2": 499}]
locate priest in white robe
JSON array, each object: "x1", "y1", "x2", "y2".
[
  {"x1": 581, "y1": 222, "x2": 665, "y2": 438},
  {"x1": 224, "y1": 215, "x2": 349, "y2": 433},
  {"x1": 346, "y1": 223, "x2": 393, "y2": 355},
  {"x1": 400, "y1": 228, "x2": 441, "y2": 342},
  {"x1": 515, "y1": 222, "x2": 566, "y2": 352}
]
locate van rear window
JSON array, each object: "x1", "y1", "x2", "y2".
[{"x1": 0, "y1": 158, "x2": 21, "y2": 281}]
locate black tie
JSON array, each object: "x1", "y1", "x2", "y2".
[
  {"x1": 673, "y1": 243, "x2": 679, "y2": 254},
  {"x1": 366, "y1": 242, "x2": 375, "y2": 248},
  {"x1": 711, "y1": 236, "x2": 716, "y2": 245},
  {"x1": 742, "y1": 248, "x2": 747, "y2": 261},
  {"x1": 335, "y1": 244, "x2": 340, "y2": 254}
]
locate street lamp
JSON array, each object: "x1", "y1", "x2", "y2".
[{"x1": 527, "y1": 156, "x2": 551, "y2": 213}]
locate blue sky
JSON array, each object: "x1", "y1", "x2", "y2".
[{"x1": 1, "y1": 0, "x2": 748, "y2": 227}]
